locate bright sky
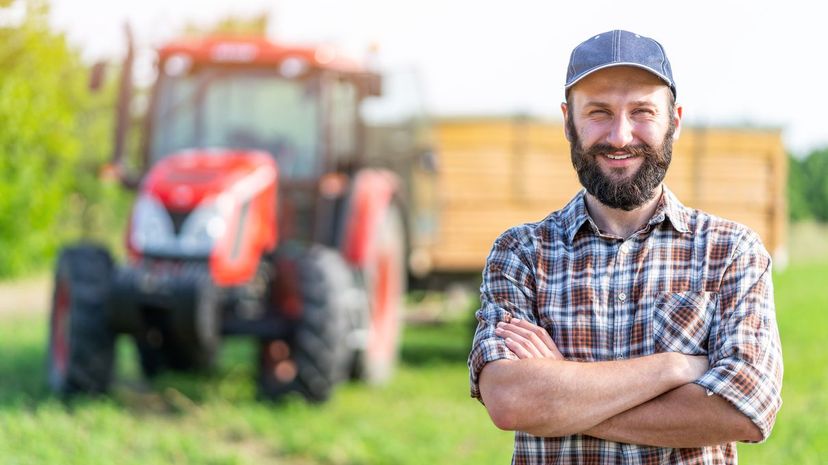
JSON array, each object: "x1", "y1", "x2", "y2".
[{"x1": 45, "y1": 0, "x2": 827, "y2": 156}]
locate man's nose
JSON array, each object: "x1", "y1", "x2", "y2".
[{"x1": 605, "y1": 116, "x2": 634, "y2": 148}]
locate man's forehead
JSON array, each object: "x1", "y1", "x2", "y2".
[{"x1": 568, "y1": 66, "x2": 673, "y2": 106}]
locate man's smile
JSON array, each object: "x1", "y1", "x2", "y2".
[{"x1": 605, "y1": 153, "x2": 634, "y2": 160}]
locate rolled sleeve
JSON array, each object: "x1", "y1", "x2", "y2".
[
  {"x1": 468, "y1": 227, "x2": 539, "y2": 400},
  {"x1": 694, "y1": 234, "x2": 783, "y2": 442}
]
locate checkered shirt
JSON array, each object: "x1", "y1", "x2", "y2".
[{"x1": 468, "y1": 187, "x2": 783, "y2": 464}]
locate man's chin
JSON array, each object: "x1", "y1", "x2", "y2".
[
  {"x1": 584, "y1": 181, "x2": 661, "y2": 211},
  {"x1": 599, "y1": 160, "x2": 643, "y2": 177}
]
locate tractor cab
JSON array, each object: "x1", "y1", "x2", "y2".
[
  {"x1": 149, "y1": 39, "x2": 378, "y2": 177},
  {"x1": 135, "y1": 38, "x2": 385, "y2": 258}
]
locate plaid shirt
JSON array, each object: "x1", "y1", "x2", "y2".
[{"x1": 468, "y1": 187, "x2": 783, "y2": 465}]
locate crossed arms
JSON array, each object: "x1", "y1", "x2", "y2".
[
  {"x1": 478, "y1": 318, "x2": 763, "y2": 447},
  {"x1": 472, "y1": 230, "x2": 782, "y2": 448}
]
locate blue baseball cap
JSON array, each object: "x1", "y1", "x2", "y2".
[{"x1": 565, "y1": 30, "x2": 676, "y2": 99}]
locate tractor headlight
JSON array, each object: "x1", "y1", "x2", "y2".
[
  {"x1": 130, "y1": 194, "x2": 175, "y2": 252},
  {"x1": 179, "y1": 201, "x2": 228, "y2": 255}
]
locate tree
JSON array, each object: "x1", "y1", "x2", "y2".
[
  {"x1": 0, "y1": 0, "x2": 127, "y2": 277},
  {"x1": 788, "y1": 155, "x2": 812, "y2": 221},
  {"x1": 788, "y1": 148, "x2": 828, "y2": 223},
  {"x1": 801, "y1": 149, "x2": 828, "y2": 222}
]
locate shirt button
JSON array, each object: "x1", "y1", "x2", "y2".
[
  {"x1": 620, "y1": 243, "x2": 631, "y2": 253},
  {"x1": 616, "y1": 353, "x2": 625, "y2": 360},
  {"x1": 618, "y1": 292, "x2": 627, "y2": 302}
]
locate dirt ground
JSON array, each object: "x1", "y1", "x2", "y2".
[{"x1": 0, "y1": 273, "x2": 50, "y2": 317}]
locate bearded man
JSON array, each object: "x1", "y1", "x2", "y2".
[{"x1": 468, "y1": 30, "x2": 783, "y2": 465}]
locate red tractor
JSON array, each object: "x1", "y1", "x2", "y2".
[{"x1": 47, "y1": 33, "x2": 437, "y2": 401}]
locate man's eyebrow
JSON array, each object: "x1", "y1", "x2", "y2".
[
  {"x1": 628, "y1": 100, "x2": 658, "y2": 108},
  {"x1": 581, "y1": 100, "x2": 659, "y2": 109},
  {"x1": 582, "y1": 101, "x2": 611, "y2": 108}
]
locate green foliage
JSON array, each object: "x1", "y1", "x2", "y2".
[
  {"x1": 800, "y1": 148, "x2": 828, "y2": 221},
  {"x1": 0, "y1": 0, "x2": 130, "y2": 277},
  {"x1": 787, "y1": 156, "x2": 811, "y2": 221},
  {"x1": 789, "y1": 148, "x2": 828, "y2": 222}
]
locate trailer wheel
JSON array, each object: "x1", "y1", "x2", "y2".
[
  {"x1": 47, "y1": 244, "x2": 115, "y2": 394},
  {"x1": 258, "y1": 246, "x2": 355, "y2": 402},
  {"x1": 352, "y1": 203, "x2": 406, "y2": 384}
]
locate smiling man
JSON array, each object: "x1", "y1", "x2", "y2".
[{"x1": 468, "y1": 30, "x2": 783, "y2": 464}]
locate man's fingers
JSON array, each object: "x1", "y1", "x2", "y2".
[
  {"x1": 511, "y1": 318, "x2": 560, "y2": 354},
  {"x1": 496, "y1": 321, "x2": 554, "y2": 358},
  {"x1": 500, "y1": 320, "x2": 560, "y2": 358},
  {"x1": 497, "y1": 325, "x2": 542, "y2": 358},
  {"x1": 512, "y1": 319, "x2": 563, "y2": 359},
  {"x1": 504, "y1": 337, "x2": 536, "y2": 359},
  {"x1": 497, "y1": 323, "x2": 543, "y2": 355}
]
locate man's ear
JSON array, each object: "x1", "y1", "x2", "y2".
[
  {"x1": 672, "y1": 104, "x2": 683, "y2": 140},
  {"x1": 561, "y1": 102, "x2": 572, "y2": 142}
]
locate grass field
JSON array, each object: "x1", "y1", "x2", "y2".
[
  {"x1": 1, "y1": 261, "x2": 826, "y2": 464},
  {"x1": 0, "y1": 304, "x2": 513, "y2": 464}
]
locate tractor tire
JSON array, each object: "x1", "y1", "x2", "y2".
[
  {"x1": 351, "y1": 203, "x2": 407, "y2": 384},
  {"x1": 135, "y1": 280, "x2": 220, "y2": 377},
  {"x1": 258, "y1": 245, "x2": 356, "y2": 402},
  {"x1": 47, "y1": 244, "x2": 115, "y2": 394}
]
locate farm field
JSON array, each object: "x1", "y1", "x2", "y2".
[
  {"x1": 1, "y1": 231, "x2": 826, "y2": 464},
  {"x1": 0, "y1": 301, "x2": 513, "y2": 464}
]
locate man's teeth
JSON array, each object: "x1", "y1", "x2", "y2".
[{"x1": 605, "y1": 154, "x2": 632, "y2": 160}]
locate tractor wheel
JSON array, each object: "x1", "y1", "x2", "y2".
[
  {"x1": 135, "y1": 280, "x2": 220, "y2": 377},
  {"x1": 47, "y1": 244, "x2": 115, "y2": 394},
  {"x1": 352, "y1": 203, "x2": 406, "y2": 384},
  {"x1": 258, "y1": 246, "x2": 355, "y2": 402}
]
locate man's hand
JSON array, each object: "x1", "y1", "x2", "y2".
[{"x1": 495, "y1": 318, "x2": 563, "y2": 359}]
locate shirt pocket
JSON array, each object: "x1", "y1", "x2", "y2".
[{"x1": 652, "y1": 291, "x2": 718, "y2": 356}]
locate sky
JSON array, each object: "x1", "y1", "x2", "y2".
[{"x1": 38, "y1": 0, "x2": 828, "y2": 156}]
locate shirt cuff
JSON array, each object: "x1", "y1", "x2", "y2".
[
  {"x1": 693, "y1": 358, "x2": 782, "y2": 443},
  {"x1": 468, "y1": 335, "x2": 518, "y2": 401}
]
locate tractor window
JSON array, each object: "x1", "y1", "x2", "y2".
[{"x1": 151, "y1": 68, "x2": 320, "y2": 179}]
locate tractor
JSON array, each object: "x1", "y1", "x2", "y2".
[{"x1": 47, "y1": 32, "x2": 437, "y2": 401}]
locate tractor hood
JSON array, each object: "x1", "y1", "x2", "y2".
[{"x1": 143, "y1": 149, "x2": 278, "y2": 210}]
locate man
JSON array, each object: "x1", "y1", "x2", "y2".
[{"x1": 468, "y1": 30, "x2": 783, "y2": 464}]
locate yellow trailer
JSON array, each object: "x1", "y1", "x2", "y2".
[{"x1": 429, "y1": 117, "x2": 788, "y2": 274}]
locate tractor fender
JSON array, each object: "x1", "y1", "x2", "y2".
[{"x1": 341, "y1": 169, "x2": 400, "y2": 268}]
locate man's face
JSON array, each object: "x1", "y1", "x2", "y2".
[{"x1": 562, "y1": 66, "x2": 681, "y2": 211}]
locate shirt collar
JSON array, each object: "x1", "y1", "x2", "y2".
[
  {"x1": 651, "y1": 185, "x2": 692, "y2": 235},
  {"x1": 561, "y1": 185, "x2": 691, "y2": 244},
  {"x1": 561, "y1": 190, "x2": 593, "y2": 243}
]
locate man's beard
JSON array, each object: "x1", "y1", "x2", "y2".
[{"x1": 568, "y1": 117, "x2": 675, "y2": 211}]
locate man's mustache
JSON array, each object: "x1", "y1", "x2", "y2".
[{"x1": 583, "y1": 144, "x2": 655, "y2": 159}]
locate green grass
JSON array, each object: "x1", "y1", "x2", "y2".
[
  {"x1": 1, "y1": 262, "x2": 826, "y2": 464},
  {"x1": 0, "y1": 310, "x2": 512, "y2": 464}
]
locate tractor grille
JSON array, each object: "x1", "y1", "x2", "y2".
[{"x1": 167, "y1": 209, "x2": 191, "y2": 235}]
